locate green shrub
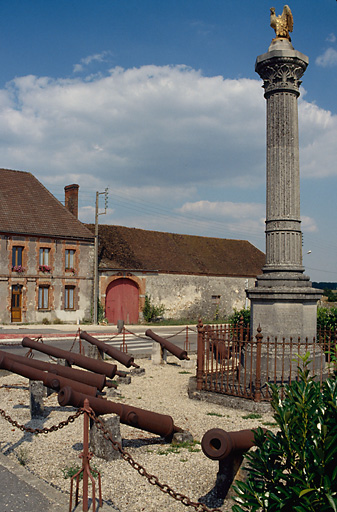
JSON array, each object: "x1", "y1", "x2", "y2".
[
  {"x1": 142, "y1": 295, "x2": 165, "y2": 322},
  {"x1": 228, "y1": 308, "x2": 250, "y2": 328},
  {"x1": 317, "y1": 307, "x2": 337, "y2": 331},
  {"x1": 232, "y1": 353, "x2": 337, "y2": 512}
]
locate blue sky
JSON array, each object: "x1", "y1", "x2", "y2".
[{"x1": 0, "y1": 0, "x2": 337, "y2": 282}]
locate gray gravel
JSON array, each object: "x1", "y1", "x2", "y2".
[{"x1": 0, "y1": 356, "x2": 276, "y2": 511}]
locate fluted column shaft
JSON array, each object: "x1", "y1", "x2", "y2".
[{"x1": 255, "y1": 46, "x2": 308, "y2": 275}]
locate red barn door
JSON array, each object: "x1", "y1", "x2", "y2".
[{"x1": 105, "y1": 278, "x2": 139, "y2": 324}]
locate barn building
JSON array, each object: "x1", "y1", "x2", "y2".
[{"x1": 86, "y1": 224, "x2": 265, "y2": 324}]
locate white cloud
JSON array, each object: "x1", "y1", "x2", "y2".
[
  {"x1": 315, "y1": 47, "x2": 337, "y2": 67},
  {"x1": 0, "y1": 65, "x2": 266, "y2": 190},
  {"x1": 301, "y1": 216, "x2": 318, "y2": 233},
  {"x1": 73, "y1": 51, "x2": 111, "y2": 73},
  {"x1": 326, "y1": 33, "x2": 336, "y2": 43},
  {"x1": 177, "y1": 200, "x2": 264, "y2": 220},
  {"x1": 0, "y1": 63, "x2": 335, "y2": 254},
  {"x1": 299, "y1": 101, "x2": 337, "y2": 178}
]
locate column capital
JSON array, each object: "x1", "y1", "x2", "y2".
[{"x1": 255, "y1": 40, "x2": 308, "y2": 97}]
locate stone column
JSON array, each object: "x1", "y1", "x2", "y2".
[{"x1": 247, "y1": 38, "x2": 321, "y2": 341}]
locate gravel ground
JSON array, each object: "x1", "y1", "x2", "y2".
[{"x1": 0, "y1": 355, "x2": 276, "y2": 512}]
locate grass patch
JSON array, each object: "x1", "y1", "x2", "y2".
[
  {"x1": 157, "y1": 440, "x2": 201, "y2": 456},
  {"x1": 206, "y1": 412, "x2": 224, "y2": 417},
  {"x1": 178, "y1": 371, "x2": 192, "y2": 374},
  {"x1": 17, "y1": 447, "x2": 29, "y2": 466},
  {"x1": 62, "y1": 464, "x2": 99, "y2": 480},
  {"x1": 242, "y1": 413, "x2": 262, "y2": 420}
]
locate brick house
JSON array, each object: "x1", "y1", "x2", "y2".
[
  {"x1": 0, "y1": 169, "x2": 94, "y2": 323},
  {"x1": 86, "y1": 224, "x2": 265, "y2": 324}
]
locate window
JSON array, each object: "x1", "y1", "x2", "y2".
[
  {"x1": 65, "y1": 286, "x2": 75, "y2": 310},
  {"x1": 38, "y1": 286, "x2": 49, "y2": 309},
  {"x1": 39, "y1": 248, "x2": 50, "y2": 266},
  {"x1": 12, "y1": 246, "x2": 23, "y2": 268},
  {"x1": 65, "y1": 249, "x2": 75, "y2": 270}
]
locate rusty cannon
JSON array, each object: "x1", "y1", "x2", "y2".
[
  {"x1": 79, "y1": 331, "x2": 138, "y2": 369},
  {"x1": 201, "y1": 428, "x2": 259, "y2": 461},
  {"x1": 145, "y1": 329, "x2": 189, "y2": 360},
  {"x1": 0, "y1": 349, "x2": 106, "y2": 391},
  {"x1": 22, "y1": 337, "x2": 117, "y2": 379},
  {"x1": 201, "y1": 427, "x2": 265, "y2": 500},
  {"x1": 0, "y1": 354, "x2": 98, "y2": 396},
  {"x1": 58, "y1": 385, "x2": 183, "y2": 439}
]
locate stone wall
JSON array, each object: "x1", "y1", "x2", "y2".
[{"x1": 145, "y1": 274, "x2": 255, "y2": 320}]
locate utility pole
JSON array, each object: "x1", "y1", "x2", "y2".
[{"x1": 93, "y1": 188, "x2": 108, "y2": 324}]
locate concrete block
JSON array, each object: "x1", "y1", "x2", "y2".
[
  {"x1": 117, "y1": 374, "x2": 131, "y2": 385},
  {"x1": 180, "y1": 359, "x2": 195, "y2": 370},
  {"x1": 151, "y1": 342, "x2": 167, "y2": 365},
  {"x1": 172, "y1": 431, "x2": 194, "y2": 444},
  {"x1": 90, "y1": 414, "x2": 122, "y2": 461},
  {"x1": 129, "y1": 367, "x2": 145, "y2": 376},
  {"x1": 29, "y1": 380, "x2": 45, "y2": 418}
]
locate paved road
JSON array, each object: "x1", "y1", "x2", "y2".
[{"x1": 0, "y1": 324, "x2": 197, "y2": 360}]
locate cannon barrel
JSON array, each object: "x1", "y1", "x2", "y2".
[
  {"x1": 58, "y1": 386, "x2": 182, "y2": 438},
  {"x1": 145, "y1": 329, "x2": 189, "y2": 360},
  {"x1": 201, "y1": 428, "x2": 260, "y2": 461},
  {"x1": 0, "y1": 355, "x2": 98, "y2": 396},
  {"x1": 22, "y1": 337, "x2": 117, "y2": 379},
  {"x1": 79, "y1": 331, "x2": 137, "y2": 368},
  {"x1": 0, "y1": 350, "x2": 106, "y2": 391}
]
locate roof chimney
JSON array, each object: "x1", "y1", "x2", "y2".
[{"x1": 64, "y1": 184, "x2": 79, "y2": 218}]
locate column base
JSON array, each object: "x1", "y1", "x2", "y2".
[{"x1": 247, "y1": 275, "x2": 322, "y2": 341}]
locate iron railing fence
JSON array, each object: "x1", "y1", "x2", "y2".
[{"x1": 196, "y1": 320, "x2": 337, "y2": 402}]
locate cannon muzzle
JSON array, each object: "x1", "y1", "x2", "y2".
[
  {"x1": 58, "y1": 386, "x2": 182, "y2": 438},
  {"x1": 0, "y1": 354, "x2": 98, "y2": 396},
  {"x1": 145, "y1": 329, "x2": 189, "y2": 360},
  {"x1": 201, "y1": 428, "x2": 263, "y2": 461},
  {"x1": 80, "y1": 331, "x2": 137, "y2": 368},
  {"x1": 22, "y1": 337, "x2": 117, "y2": 379},
  {"x1": 0, "y1": 350, "x2": 106, "y2": 391}
]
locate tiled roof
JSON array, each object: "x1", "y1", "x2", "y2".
[
  {"x1": 0, "y1": 168, "x2": 94, "y2": 240},
  {"x1": 86, "y1": 224, "x2": 265, "y2": 277}
]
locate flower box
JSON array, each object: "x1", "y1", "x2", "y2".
[
  {"x1": 39, "y1": 265, "x2": 51, "y2": 273},
  {"x1": 12, "y1": 265, "x2": 26, "y2": 273}
]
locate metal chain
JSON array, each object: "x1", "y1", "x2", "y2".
[
  {"x1": 88, "y1": 411, "x2": 222, "y2": 512},
  {"x1": 0, "y1": 407, "x2": 83, "y2": 434}
]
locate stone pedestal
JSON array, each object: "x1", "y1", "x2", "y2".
[
  {"x1": 151, "y1": 342, "x2": 167, "y2": 365},
  {"x1": 29, "y1": 380, "x2": 45, "y2": 418},
  {"x1": 247, "y1": 38, "x2": 321, "y2": 341},
  {"x1": 90, "y1": 414, "x2": 122, "y2": 461}
]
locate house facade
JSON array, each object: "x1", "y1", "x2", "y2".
[
  {"x1": 86, "y1": 224, "x2": 266, "y2": 324},
  {"x1": 0, "y1": 169, "x2": 94, "y2": 323}
]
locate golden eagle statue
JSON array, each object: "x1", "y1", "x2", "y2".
[{"x1": 270, "y1": 5, "x2": 293, "y2": 41}]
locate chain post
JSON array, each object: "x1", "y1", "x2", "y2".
[
  {"x1": 69, "y1": 399, "x2": 102, "y2": 512},
  {"x1": 119, "y1": 326, "x2": 128, "y2": 353}
]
